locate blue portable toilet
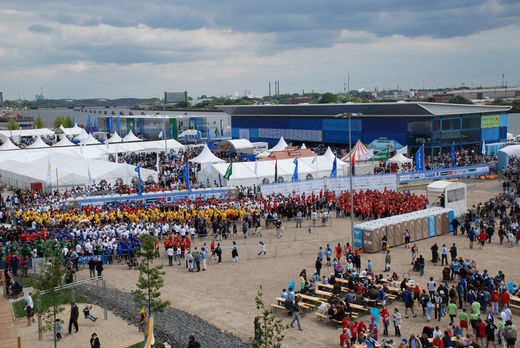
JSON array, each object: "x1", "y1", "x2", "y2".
[{"x1": 448, "y1": 210, "x2": 455, "y2": 232}]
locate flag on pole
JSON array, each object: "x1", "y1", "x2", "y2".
[
  {"x1": 218, "y1": 174, "x2": 222, "y2": 187},
  {"x1": 450, "y1": 144, "x2": 456, "y2": 168},
  {"x1": 207, "y1": 128, "x2": 211, "y2": 139},
  {"x1": 223, "y1": 162, "x2": 233, "y2": 180},
  {"x1": 134, "y1": 165, "x2": 142, "y2": 195},
  {"x1": 93, "y1": 116, "x2": 98, "y2": 129},
  {"x1": 396, "y1": 145, "x2": 408, "y2": 155},
  {"x1": 116, "y1": 117, "x2": 121, "y2": 131},
  {"x1": 158, "y1": 128, "x2": 163, "y2": 139},
  {"x1": 182, "y1": 163, "x2": 191, "y2": 192},
  {"x1": 481, "y1": 139, "x2": 486, "y2": 156},
  {"x1": 274, "y1": 160, "x2": 278, "y2": 182},
  {"x1": 87, "y1": 114, "x2": 91, "y2": 128},
  {"x1": 73, "y1": 115, "x2": 76, "y2": 125},
  {"x1": 156, "y1": 152, "x2": 160, "y2": 173},
  {"x1": 330, "y1": 157, "x2": 337, "y2": 178},
  {"x1": 415, "y1": 145, "x2": 424, "y2": 171},
  {"x1": 169, "y1": 124, "x2": 173, "y2": 139},
  {"x1": 292, "y1": 157, "x2": 299, "y2": 181},
  {"x1": 46, "y1": 157, "x2": 52, "y2": 186}
]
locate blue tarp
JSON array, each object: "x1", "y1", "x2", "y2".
[
  {"x1": 367, "y1": 138, "x2": 403, "y2": 151},
  {"x1": 207, "y1": 142, "x2": 219, "y2": 151}
]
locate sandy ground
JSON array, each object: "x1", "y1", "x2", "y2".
[
  {"x1": 15, "y1": 304, "x2": 144, "y2": 348},
  {"x1": 18, "y1": 178, "x2": 520, "y2": 348}
]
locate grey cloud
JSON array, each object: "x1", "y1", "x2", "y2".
[{"x1": 27, "y1": 24, "x2": 53, "y2": 33}]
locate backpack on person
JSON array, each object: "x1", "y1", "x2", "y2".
[{"x1": 504, "y1": 325, "x2": 517, "y2": 341}]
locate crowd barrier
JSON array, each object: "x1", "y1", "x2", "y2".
[
  {"x1": 353, "y1": 207, "x2": 453, "y2": 253},
  {"x1": 260, "y1": 174, "x2": 397, "y2": 197},
  {"x1": 398, "y1": 164, "x2": 490, "y2": 184},
  {"x1": 72, "y1": 188, "x2": 229, "y2": 207}
]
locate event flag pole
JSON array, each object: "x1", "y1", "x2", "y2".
[{"x1": 348, "y1": 114, "x2": 354, "y2": 248}]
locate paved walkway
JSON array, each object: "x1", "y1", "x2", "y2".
[{"x1": 0, "y1": 293, "x2": 18, "y2": 348}]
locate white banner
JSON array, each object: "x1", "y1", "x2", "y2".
[{"x1": 260, "y1": 174, "x2": 397, "y2": 197}]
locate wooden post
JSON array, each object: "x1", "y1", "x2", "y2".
[{"x1": 17, "y1": 336, "x2": 21, "y2": 348}]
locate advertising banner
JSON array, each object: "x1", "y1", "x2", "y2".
[
  {"x1": 481, "y1": 114, "x2": 500, "y2": 129},
  {"x1": 353, "y1": 228, "x2": 364, "y2": 249},
  {"x1": 398, "y1": 164, "x2": 489, "y2": 184}
]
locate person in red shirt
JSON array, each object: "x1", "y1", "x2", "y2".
[
  {"x1": 339, "y1": 327, "x2": 350, "y2": 348},
  {"x1": 432, "y1": 336, "x2": 444, "y2": 348},
  {"x1": 478, "y1": 231, "x2": 487, "y2": 248},
  {"x1": 490, "y1": 289, "x2": 500, "y2": 314},
  {"x1": 500, "y1": 291, "x2": 510, "y2": 308},
  {"x1": 350, "y1": 322, "x2": 358, "y2": 345},
  {"x1": 475, "y1": 318, "x2": 486, "y2": 347}
]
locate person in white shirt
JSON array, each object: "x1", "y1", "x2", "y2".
[
  {"x1": 167, "y1": 246, "x2": 174, "y2": 266},
  {"x1": 25, "y1": 292, "x2": 34, "y2": 326}
]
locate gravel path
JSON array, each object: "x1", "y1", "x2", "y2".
[{"x1": 76, "y1": 283, "x2": 251, "y2": 348}]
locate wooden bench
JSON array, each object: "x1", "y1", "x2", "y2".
[
  {"x1": 315, "y1": 313, "x2": 342, "y2": 326},
  {"x1": 271, "y1": 304, "x2": 286, "y2": 311},
  {"x1": 510, "y1": 303, "x2": 520, "y2": 311}
]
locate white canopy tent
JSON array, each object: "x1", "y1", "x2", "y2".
[
  {"x1": 301, "y1": 143, "x2": 307, "y2": 149},
  {"x1": 52, "y1": 136, "x2": 76, "y2": 147},
  {"x1": 56, "y1": 124, "x2": 83, "y2": 137},
  {"x1": 0, "y1": 128, "x2": 54, "y2": 141},
  {"x1": 0, "y1": 138, "x2": 20, "y2": 151},
  {"x1": 269, "y1": 136, "x2": 289, "y2": 152},
  {"x1": 427, "y1": 180, "x2": 467, "y2": 217},
  {"x1": 218, "y1": 139, "x2": 254, "y2": 154},
  {"x1": 81, "y1": 134, "x2": 101, "y2": 145},
  {"x1": 198, "y1": 153, "x2": 350, "y2": 187},
  {"x1": 107, "y1": 131, "x2": 123, "y2": 143},
  {"x1": 27, "y1": 136, "x2": 50, "y2": 149},
  {"x1": 75, "y1": 128, "x2": 89, "y2": 142},
  {"x1": 123, "y1": 130, "x2": 142, "y2": 142},
  {"x1": 189, "y1": 144, "x2": 225, "y2": 164},
  {"x1": 387, "y1": 153, "x2": 413, "y2": 167}
]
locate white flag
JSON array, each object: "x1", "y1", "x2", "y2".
[
  {"x1": 396, "y1": 145, "x2": 408, "y2": 155},
  {"x1": 359, "y1": 149, "x2": 374, "y2": 161},
  {"x1": 46, "y1": 157, "x2": 51, "y2": 186},
  {"x1": 87, "y1": 165, "x2": 92, "y2": 185},
  {"x1": 158, "y1": 130, "x2": 163, "y2": 139},
  {"x1": 156, "y1": 152, "x2": 160, "y2": 173},
  {"x1": 481, "y1": 139, "x2": 486, "y2": 156}
]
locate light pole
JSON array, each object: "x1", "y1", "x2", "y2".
[{"x1": 335, "y1": 112, "x2": 361, "y2": 249}]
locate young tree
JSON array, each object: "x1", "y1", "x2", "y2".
[
  {"x1": 53, "y1": 116, "x2": 65, "y2": 128},
  {"x1": 7, "y1": 118, "x2": 20, "y2": 130},
  {"x1": 448, "y1": 95, "x2": 473, "y2": 104},
  {"x1": 35, "y1": 243, "x2": 66, "y2": 348},
  {"x1": 64, "y1": 116, "x2": 74, "y2": 128},
  {"x1": 33, "y1": 117, "x2": 45, "y2": 129},
  {"x1": 253, "y1": 286, "x2": 287, "y2": 348},
  {"x1": 132, "y1": 234, "x2": 170, "y2": 318}
]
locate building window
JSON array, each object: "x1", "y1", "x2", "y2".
[
  {"x1": 461, "y1": 130, "x2": 481, "y2": 143},
  {"x1": 441, "y1": 131, "x2": 460, "y2": 144},
  {"x1": 408, "y1": 120, "x2": 431, "y2": 132},
  {"x1": 433, "y1": 120, "x2": 440, "y2": 131},
  {"x1": 442, "y1": 118, "x2": 460, "y2": 131},
  {"x1": 462, "y1": 117, "x2": 480, "y2": 129}
]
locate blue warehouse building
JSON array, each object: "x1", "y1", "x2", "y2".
[{"x1": 219, "y1": 102, "x2": 511, "y2": 157}]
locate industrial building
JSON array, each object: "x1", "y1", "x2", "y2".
[{"x1": 219, "y1": 102, "x2": 511, "y2": 157}]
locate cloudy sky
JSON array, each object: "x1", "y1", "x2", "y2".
[{"x1": 1, "y1": 0, "x2": 520, "y2": 100}]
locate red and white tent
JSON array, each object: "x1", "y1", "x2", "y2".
[{"x1": 341, "y1": 139, "x2": 372, "y2": 165}]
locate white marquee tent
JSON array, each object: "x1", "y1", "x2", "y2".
[
  {"x1": 269, "y1": 136, "x2": 289, "y2": 152},
  {"x1": 189, "y1": 144, "x2": 225, "y2": 164},
  {"x1": 427, "y1": 180, "x2": 467, "y2": 217},
  {"x1": 56, "y1": 124, "x2": 83, "y2": 137},
  {"x1": 27, "y1": 136, "x2": 50, "y2": 149},
  {"x1": 52, "y1": 136, "x2": 76, "y2": 147},
  {"x1": 0, "y1": 128, "x2": 54, "y2": 141},
  {"x1": 0, "y1": 138, "x2": 20, "y2": 151},
  {"x1": 387, "y1": 153, "x2": 413, "y2": 166},
  {"x1": 218, "y1": 139, "x2": 254, "y2": 153},
  {"x1": 107, "y1": 132, "x2": 123, "y2": 143},
  {"x1": 123, "y1": 130, "x2": 142, "y2": 142}
]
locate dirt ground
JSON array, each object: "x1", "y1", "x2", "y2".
[
  {"x1": 15, "y1": 304, "x2": 144, "y2": 348},
  {"x1": 19, "y1": 179, "x2": 520, "y2": 348}
]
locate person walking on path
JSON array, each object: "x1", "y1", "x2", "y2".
[
  {"x1": 392, "y1": 308, "x2": 402, "y2": 337},
  {"x1": 231, "y1": 242, "x2": 239, "y2": 263},
  {"x1": 95, "y1": 257, "x2": 103, "y2": 278},
  {"x1": 216, "y1": 243, "x2": 222, "y2": 264},
  {"x1": 258, "y1": 241, "x2": 266, "y2": 256},
  {"x1": 68, "y1": 302, "x2": 79, "y2": 334},
  {"x1": 25, "y1": 291, "x2": 34, "y2": 326},
  {"x1": 88, "y1": 257, "x2": 96, "y2": 278},
  {"x1": 384, "y1": 251, "x2": 391, "y2": 272},
  {"x1": 290, "y1": 298, "x2": 303, "y2": 331}
]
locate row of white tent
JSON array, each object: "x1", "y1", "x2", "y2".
[{"x1": 0, "y1": 150, "x2": 158, "y2": 190}]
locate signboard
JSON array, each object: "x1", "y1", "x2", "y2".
[
  {"x1": 164, "y1": 91, "x2": 188, "y2": 103},
  {"x1": 398, "y1": 164, "x2": 489, "y2": 184},
  {"x1": 75, "y1": 188, "x2": 227, "y2": 207},
  {"x1": 481, "y1": 114, "x2": 500, "y2": 129},
  {"x1": 260, "y1": 174, "x2": 397, "y2": 197},
  {"x1": 353, "y1": 228, "x2": 364, "y2": 249}
]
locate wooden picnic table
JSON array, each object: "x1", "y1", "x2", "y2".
[
  {"x1": 299, "y1": 294, "x2": 326, "y2": 304},
  {"x1": 315, "y1": 289, "x2": 332, "y2": 298},
  {"x1": 510, "y1": 294, "x2": 520, "y2": 303},
  {"x1": 275, "y1": 297, "x2": 313, "y2": 311},
  {"x1": 318, "y1": 283, "x2": 349, "y2": 293}
]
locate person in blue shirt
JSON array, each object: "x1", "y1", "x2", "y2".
[
  {"x1": 451, "y1": 260, "x2": 461, "y2": 281},
  {"x1": 403, "y1": 288, "x2": 416, "y2": 318},
  {"x1": 317, "y1": 247, "x2": 323, "y2": 262},
  {"x1": 364, "y1": 333, "x2": 379, "y2": 348},
  {"x1": 325, "y1": 245, "x2": 332, "y2": 266}
]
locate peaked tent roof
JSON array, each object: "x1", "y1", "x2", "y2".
[
  {"x1": 387, "y1": 153, "x2": 413, "y2": 165},
  {"x1": 108, "y1": 131, "x2": 123, "y2": 143},
  {"x1": 323, "y1": 146, "x2": 337, "y2": 162},
  {"x1": 123, "y1": 130, "x2": 142, "y2": 142},
  {"x1": 53, "y1": 136, "x2": 76, "y2": 147},
  {"x1": 83, "y1": 134, "x2": 101, "y2": 145},
  {"x1": 75, "y1": 128, "x2": 89, "y2": 141},
  {"x1": 27, "y1": 136, "x2": 50, "y2": 149},
  {"x1": 0, "y1": 137, "x2": 20, "y2": 151},
  {"x1": 301, "y1": 143, "x2": 307, "y2": 149},
  {"x1": 270, "y1": 136, "x2": 289, "y2": 152},
  {"x1": 341, "y1": 140, "x2": 370, "y2": 162},
  {"x1": 189, "y1": 144, "x2": 225, "y2": 164}
]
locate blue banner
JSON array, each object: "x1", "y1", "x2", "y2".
[
  {"x1": 293, "y1": 158, "x2": 298, "y2": 181},
  {"x1": 134, "y1": 165, "x2": 142, "y2": 196},
  {"x1": 450, "y1": 144, "x2": 455, "y2": 168},
  {"x1": 353, "y1": 228, "x2": 364, "y2": 249},
  {"x1": 87, "y1": 114, "x2": 91, "y2": 127},
  {"x1": 183, "y1": 163, "x2": 191, "y2": 192},
  {"x1": 330, "y1": 157, "x2": 337, "y2": 178},
  {"x1": 116, "y1": 117, "x2": 120, "y2": 131},
  {"x1": 398, "y1": 164, "x2": 490, "y2": 184},
  {"x1": 414, "y1": 145, "x2": 424, "y2": 171},
  {"x1": 107, "y1": 117, "x2": 113, "y2": 132}
]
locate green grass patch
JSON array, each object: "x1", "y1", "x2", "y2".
[
  {"x1": 14, "y1": 276, "x2": 40, "y2": 289},
  {"x1": 11, "y1": 289, "x2": 87, "y2": 319},
  {"x1": 127, "y1": 341, "x2": 163, "y2": 348}
]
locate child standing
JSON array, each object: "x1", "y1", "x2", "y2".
[
  {"x1": 258, "y1": 241, "x2": 266, "y2": 256},
  {"x1": 55, "y1": 319, "x2": 63, "y2": 341}
]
